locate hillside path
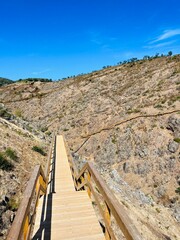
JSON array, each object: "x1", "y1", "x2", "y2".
[{"x1": 32, "y1": 135, "x2": 104, "y2": 240}]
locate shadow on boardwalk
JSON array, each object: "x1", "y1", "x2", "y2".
[{"x1": 32, "y1": 148, "x2": 56, "y2": 240}]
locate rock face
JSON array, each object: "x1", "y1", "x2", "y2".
[
  {"x1": 0, "y1": 55, "x2": 180, "y2": 239},
  {"x1": 167, "y1": 116, "x2": 180, "y2": 138}
]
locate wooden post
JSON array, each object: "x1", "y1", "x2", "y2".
[
  {"x1": 23, "y1": 215, "x2": 29, "y2": 240},
  {"x1": 104, "y1": 202, "x2": 111, "y2": 239},
  {"x1": 86, "y1": 171, "x2": 92, "y2": 198}
]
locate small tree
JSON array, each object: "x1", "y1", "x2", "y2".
[
  {"x1": 155, "y1": 53, "x2": 160, "y2": 58},
  {"x1": 168, "y1": 51, "x2": 173, "y2": 56},
  {"x1": 143, "y1": 55, "x2": 150, "y2": 60}
]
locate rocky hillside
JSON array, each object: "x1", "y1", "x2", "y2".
[{"x1": 0, "y1": 55, "x2": 179, "y2": 239}]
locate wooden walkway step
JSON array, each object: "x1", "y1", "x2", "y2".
[{"x1": 32, "y1": 135, "x2": 104, "y2": 240}]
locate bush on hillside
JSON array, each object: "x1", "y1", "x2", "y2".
[
  {"x1": 0, "y1": 152, "x2": 14, "y2": 171},
  {"x1": 5, "y1": 148, "x2": 18, "y2": 161},
  {"x1": 32, "y1": 146, "x2": 46, "y2": 156},
  {"x1": 0, "y1": 107, "x2": 12, "y2": 120},
  {"x1": 175, "y1": 187, "x2": 180, "y2": 194},
  {"x1": 7, "y1": 197, "x2": 19, "y2": 211}
]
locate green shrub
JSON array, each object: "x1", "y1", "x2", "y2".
[
  {"x1": 5, "y1": 148, "x2": 18, "y2": 161},
  {"x1": 112, "y1": 137, "x2": 116, "y2": 144},
  {"x1": 0, "y1": 152, "x2": 14, "y2": 171},
  {"x1": 174, "y1": 138, "x2": 180, "y2": 143},
  {"x1": 32, "y1": 146, "x2": 46, "y2": 156},
  {"x1": 7, "y1": 197, "x2": 19, "y2": 211},
  {"x1": 127, "y1": 108, "x2": 140, "y2": 114},
  {"x1": 14, "y1": 109, "x2": 22, "y2": 118},
  {"x1": 155, "y1": 208, "x2": 161, "y2": 213},
  {"x1": 0, "y1": 108, "x2": 12, "y2": 120},
  {"x1": 63, "y1": 128, "x2": 69, "y2": 131},
  {"x1": 154, "y1": 104, "x2": 163, "y2": 108},
  {"x1": 40, "y1": 126, "x2": 48, "y2": 132},
  {"x1": 45, "y1": 131, "x2": 51, "y2": 136},
  {"x1": 175, "y1": 187, "x2": 180, "y2": 194}
]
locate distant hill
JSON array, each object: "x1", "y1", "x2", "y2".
[
  {"x1": 17, "y1": 78, "x2": 53, "y2": 83},
  {"x1": 0, "y1": 77, "x2": 14, "y2": 87},
  {"x1": 0, "y1": 77, "x2": 53, "y2": 87}
]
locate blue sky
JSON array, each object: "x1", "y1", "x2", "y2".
[{"x1": 0, "y1": 0, "x2": 180, "y2": 80}]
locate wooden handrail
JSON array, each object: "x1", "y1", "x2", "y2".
[
  {"x1": 45, "y1": 133, "x2": 56, "y2": 183},
  {"x1": 65, "y1": 138, "x2": 142, "y2": 240},
  {"x1": 7, "y1": 134, "x2": 56, "y2": 240}
]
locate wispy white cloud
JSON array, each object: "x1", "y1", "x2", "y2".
[
  {"x1": 145, "y1": 28, "x2": 180, "y2": 49},
  {"x1": 151, "y1": 29, "x2": 180, "y2": 43},
  {"x1": 32, "y1": 69, "x2": 51, "y2": 75},
  {"x1": 144, "y1": 40, "x2": 176, "y2": 49}
]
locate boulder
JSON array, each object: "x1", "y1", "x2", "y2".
[{"x1": 168, "y1": 141, "x2": 179, "y2": 153}]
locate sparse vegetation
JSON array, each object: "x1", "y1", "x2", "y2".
[
  {"x1": 0, "y1": 106, "x2": 12, "y2": 120},
  {"x1": 0, "y1": 152, "x2": 14, "y2": 171},
  {"x1": 63, "y1": 128, "x2": 69, "y2": 131},
  {"x1": 7, "y1": 197, "x2": 19, "y2": 211},
  {"x1": 175, "y1": 187, "x2": 180, "y2": 194},
  {"x1": 174, "y1": 138, "x2": 180, "y2": 143},
  {"x1": 5, "y1": 148, "x2": 18, "y2": 161},
  {"x1": 17, "y1": 78, "x2": 52, "y2": 83},
  {"x1": 32, "y1": 145, "x2": 46, "y2": 156},
  {"x1": 155, "y1": 208, "x2": 161, "y2": 213},
  {"x1": 0, "y1": 147, "x2": 18, "y2": 170},
  {"x1": 40, "y1": 126, "x2": 48, "y2": 132},
  {"x1": 26, "y1": 124, "x2": 33, "y2": 132},
  {"x1": 154, "y1": 104, "x2": 163, "y2": 109},
  {"x1": 14, "y1": 109, "x2": 22, "y2": 118},
  {"x1": 111, "y1": 137, "x2": 117, "y2": 144},
  {"x1": 127, "y1": 108, "x2": 140, "y2": 114},
  {"x1": 121, "y1": 200, "x2": 129, "y2": 208},
  {"x1": 45, "y1": 131, "x2": 51, "y2": 136}
]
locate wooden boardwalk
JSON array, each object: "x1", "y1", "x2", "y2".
[{"x1": 32, "y1": 135, "x2": 104, "y2": 240}]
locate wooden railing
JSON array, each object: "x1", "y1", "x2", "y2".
[
  {"x1": 65, "y1": 140, "x2": 142, "y2": 240},
  {"x1": 7, "y1": 134, "x2": 56, "y2": 240}
]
